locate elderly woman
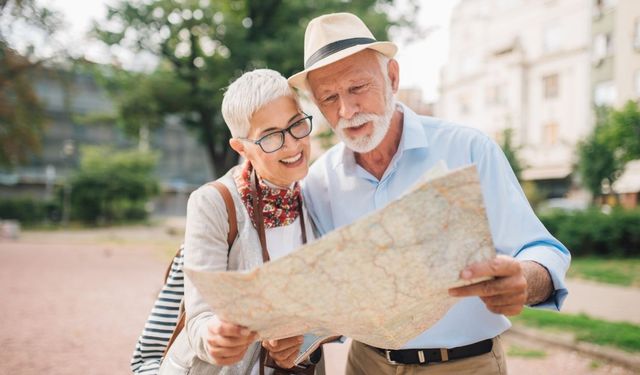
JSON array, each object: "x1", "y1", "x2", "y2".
[{"x1": 160, "y1": 69, "x2": 318, "y2": 375}]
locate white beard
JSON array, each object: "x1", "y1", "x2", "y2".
[{"x1": 335, "y1": 86, "x2": 396, "y2": 153}]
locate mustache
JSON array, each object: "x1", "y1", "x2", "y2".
[{"x1": 337, "y1": 113, "x2": 381, "y2": 129}]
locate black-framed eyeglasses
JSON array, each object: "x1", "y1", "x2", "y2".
[{"x1": 240, "y1": 114, "x2": 313, "y2": 153}]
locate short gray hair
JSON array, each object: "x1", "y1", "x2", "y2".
[
  {"x1": 222, "y1": 69, "x2": 296, "y2": 138},
  {"x1": 376, "y1": 52, "x2": 391, "y2": 86}
]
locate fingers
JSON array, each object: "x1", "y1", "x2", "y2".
[
  {"x1": 274, "y1": 346, "x2": 301, "y2": 368},
  {"x1": 210, "y1": 318, "x2": 255, "y2": 338},
  {"x1": 207, "y1": 335, "x2": 254, "y2": 353},
  {"x1": 480, "y1": 292, "x2": 527, "y2": 315},
  {"x1": 213, "y1": 350, "x2": 249, "y2": 366},
  {"x1": 263, "y1": 335, "x2": 304, "y2": 353},
  {"x1": 481, "y1": 295, "x2": 526, "y2": 316},
  {"x1": 206, "y1": 317, "x2": 257, "y2": 365},
  {"x1": 449, "y1": 273, "x2": 527, "y2": 298},
  {"x1": 459, "y1": 255, "x2": 521, "y2": 280},
  {"x1": 449, "y1": 257, "x2": 529, "y2": 316},
  {"x1": 263, "y1": 336, "x2": 304, "y2": 369}
]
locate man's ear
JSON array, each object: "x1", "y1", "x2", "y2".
[
  {"x1": 388, "y1": 59, "x2": 400, "y2": 93},
  {"x1": 229, "y1": 138, "x2": 245, "y2": 157}
]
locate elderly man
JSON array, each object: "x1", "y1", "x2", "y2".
[{"x1": 284, "y1": 12, "x2": 570, "y2": 375}]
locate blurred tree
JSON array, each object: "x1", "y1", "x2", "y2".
[
  {"x1": 576, "y1": 106, "x2": 621, "y2": 201},
  {"x1": 0, "y1": 48, "x2": 46, "y2": 167},
  {"x1": 0, "y1": 0, "x2": 63, "y2": 167},
  {"x1": 93, "y1": 0, "x2": 420, "y2": 177},
  {"x1": 499, "y1": 127, "x2": 523, "y2": 181},
  {"x1": 604, "y1": 100, "x2": 640, "y2": 163},
  {"x1": 70, "y1": 146, "x2": 160, "y2": 224}
]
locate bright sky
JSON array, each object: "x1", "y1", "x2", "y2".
[{"x1": 38, "y1": 0, "x2": 459, "y2": 102}]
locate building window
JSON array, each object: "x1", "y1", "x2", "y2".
[
  {"x1": 543, "y1": 74, "x2": 559, "y2": 99},
  {"x1": 593, "y1": 33, "x2": 613, "y2": 63},
  {"x1": 594, "y1": 81, "x2": 617, "y2": 106},
  {"x1": 543, "y1": 122, "x2": 559, "y2": 145}
]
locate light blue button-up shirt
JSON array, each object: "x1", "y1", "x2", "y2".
[{"x1": 302, "y1": 104, "x2": 571, "y2": 349}]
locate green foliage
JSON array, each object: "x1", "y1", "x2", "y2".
[
  {"x1": 499, "y1": 128, "x2": 523, "y2": 181},
  {"x1": 92, "y1": 0, "x2": 420, "y2": 176},
  {"x1": 506, "y1": 345, "x2": 546, "y2": 358},
  {"x1": 604, "y1": 101, "x2": 640, "y2": 163},
  {"x1": 0, "y1": 0, "x2": 64, "y2": 167},
  {"x1": 522, "y1": 181, "x2": 547, "y2": 211},
  {"x1": 577, "y1": 102, "x2": 640, "y2": 198},
  {"x1": 314, "y1": 128, "x2": 338, "y2": 152},
  {"x1": 69, "y1": 146, "x2": 160, "y2": 224},
  {"x1": 540, "y1": 208, "x2": 640, "y2": 257},
  {"x1": 577, "y1": 107, "x2": 620, "y2": 198},
  {"x1": 0, "y1": 48, "x2": 46, "y2": 167},
  {"x1": 512, "y1": 308, "x2": 640, "y2": 353},
  {"x1": 0, "y1": 196, "x2": 61, "y2": 225},
  {"x1": 567, "y1": 257, "x2": 640, "y2": 287}
]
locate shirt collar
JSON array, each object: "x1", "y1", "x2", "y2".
[{"x1": 398, "y1": 102, "x2": 429, "y2": 152}]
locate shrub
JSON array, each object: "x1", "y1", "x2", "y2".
[
  {"x1": 0, "y1": 196, "x2": 61, "y2": 225},
  {"x1": 540, "y1": 208, "x2": 640, "y2": 257},
  {"x1": 69, "y1": 146, "x2": 159, "y2": 224}
]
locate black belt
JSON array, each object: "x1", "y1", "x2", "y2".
[{"x1": 371, "y1": 338, "x2": 493, "y2": 365}]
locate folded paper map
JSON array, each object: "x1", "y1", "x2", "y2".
[{"x1": 184, "y1": 164, "x2": 495, "y2": 350}]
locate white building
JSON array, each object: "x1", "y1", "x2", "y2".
[
  {"x1": 439, "y1": 0, "x2": 592, "y2": 195},
  {"x1": 591, "y1": 0, "x2": 640, "y2": 107}
]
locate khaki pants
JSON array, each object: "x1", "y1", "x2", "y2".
[{"x1": 346, "y1": 337, "x2": 507, "y2": 375}]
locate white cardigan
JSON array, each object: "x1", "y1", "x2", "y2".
[{"x1": 159, "y1": 166, "x2": 315, "y2": 375}]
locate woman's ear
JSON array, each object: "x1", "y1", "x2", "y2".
[{"x1": 229, "y1": 138, "x2": 245, "y2": 157}]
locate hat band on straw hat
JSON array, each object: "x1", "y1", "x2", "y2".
[{"x1": 305, "y1": 37, "x2": 376, "y2": 69}]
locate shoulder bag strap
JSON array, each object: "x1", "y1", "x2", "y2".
[
  {"x1": 164, "y1": 179, "x2": 238, "y2": 356},
  {"x1": 210, "y1": 180, "x2": 238, "y2": 249},
  {"x1": 250, "y1": 169, "x2": 271, "y2": 263}
]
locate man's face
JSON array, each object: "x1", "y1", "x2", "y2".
[{"x1": 307, "y1": 49, "x2": 397, "y2": 153}]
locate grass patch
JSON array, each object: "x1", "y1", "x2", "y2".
[
  {"x1": 568, "y1": 257, "x2": 640, "y2": 286},
  {"x1": 589, "y1": 360, "x2": 602, "y2": 370},
  {"x1": 507, "y1": 345, "x2": 546, "y2": 358},
  {"x1": 512, "y1": 308, "x2": 640, "y2": 352}
]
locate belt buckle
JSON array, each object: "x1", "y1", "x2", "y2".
[
  {"x1": 418, "y1": 350, "x2": 427, "y2": 364},
  {"x1": 384, "y1": 350, "x2": 398, "y2": 365}
]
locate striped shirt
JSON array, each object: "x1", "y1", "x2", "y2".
[{"x1": 131, "y1": 246, "x2": 185, "y2": 374}]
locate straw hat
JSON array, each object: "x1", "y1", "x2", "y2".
[{"x1": 288, "y1": 12, "x2": 397, "y2": 90}]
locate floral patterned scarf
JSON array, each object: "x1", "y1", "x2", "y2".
[{"x1": 233, "y1": 160, "x2": 301, "y2": 229}]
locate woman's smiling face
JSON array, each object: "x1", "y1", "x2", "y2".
[{"x1": 233, "y1": 95, "x2": 311, "y2": 186}]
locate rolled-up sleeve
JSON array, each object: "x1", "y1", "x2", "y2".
[
  {"x1": 474, "y1": 137, "x2": 571, "y2": 311},
  {"x1": 183, "y1": 186, "x2": 231, "y2": 365}
]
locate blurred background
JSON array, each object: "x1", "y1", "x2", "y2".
[{"x1": 0, "y1": 0, "x2": 639, "y2": 374}]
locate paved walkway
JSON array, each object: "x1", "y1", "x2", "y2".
[
  {"x1": 0, "y1": 226, "x2": 179, "y2": 375},
  {"x1": 562, "y1": 279, "x2": 640, "y2": 324},
  {"x1": 0, "y1": 224, "x2": 637, "y2": 375}
]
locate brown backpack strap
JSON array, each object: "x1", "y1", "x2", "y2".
[
  {"x1": 163, "y1": 180, "x2": 238, "y2": 357},
  {"x1": 163, "y1": 246, "x2": 184, "y2": 283},
  {"x1": 165, "y1": 302, "x2": 186, "y2": 354},
  {"x1": 210, "y1": 180, "x2": 238, "y2": 248}
]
